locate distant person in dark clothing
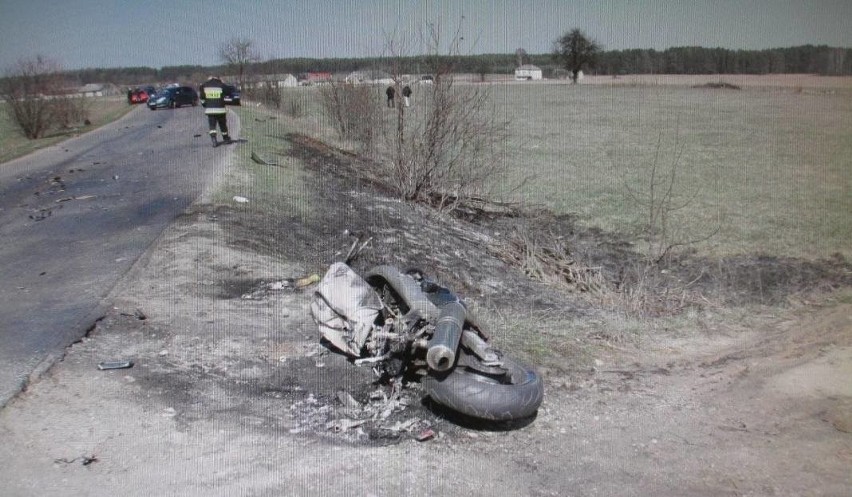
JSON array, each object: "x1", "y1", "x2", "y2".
[
  {"x1": 386, "y1": 86, "x2": 395, "y2": 107},
  {"x1": 402, "y1": 85, "x2": 412, "y2": 107},
  {"x1": 199, "y1": 75, "x2": 232, "y2": 147}
]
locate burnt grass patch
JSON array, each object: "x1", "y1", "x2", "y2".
[{"x1": 243, "y1": 133, "x2": 852, "y2": 314}]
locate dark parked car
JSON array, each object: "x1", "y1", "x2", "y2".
[
  {"x1": 147, "y1": 86, "x2": 198, "y2": 110},
  {"x1": 223, "y1": 84, "x2": 241, "y2": 105}
]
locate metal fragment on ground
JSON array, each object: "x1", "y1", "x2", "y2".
[
  {"x1": 416, "y1": 428, "x2": 436, "y2": 442},
  {"x1": 326, "y1": 418, "x2": 367, "y2": 433},
  {"x1": 337, "y1": 390, "x2": 362, "y2": 409}
]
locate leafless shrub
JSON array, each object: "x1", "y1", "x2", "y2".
[
  {"x1": 52, "y1": 95, "x2": 90, "y2": 128},
  {"x1": 1, "y1": 55, "x2": 65, "y2": 139},
  {"x1": 283, "y1": 94, "x2": 305, "y2": 118},
  {"x1": 625, "y1": 127, "x2": 720, "y2": 265},
  {"x1": 374, "y1": 23, "x2": 513, "y2": 214},
  {"x1": 490, "y1": 225, "x2": 605, "y2": 293},
  {"x1": 254, "y1": 82, "x2": 281, "y2": 109},
  {"x1": 318, "y1": 81, "x2": 380, "y2": 153},
  {"x1": 384, "y1": 76, "x2": 509, "y2": 213}
]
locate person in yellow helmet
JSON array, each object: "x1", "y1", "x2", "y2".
[{"x1": 199, "y1": 75, "x2": 232, "y2": 147}]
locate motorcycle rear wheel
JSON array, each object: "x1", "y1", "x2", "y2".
[{"x1": 422, "y1": 351, "x2": 543, "y2": 421}]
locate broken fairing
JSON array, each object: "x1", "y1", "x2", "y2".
[{"x1": 310, "y1": 263, "x2": 382, "y2": 356}]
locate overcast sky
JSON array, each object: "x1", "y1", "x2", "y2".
[{"x1": 1, "y1": 0, "x2": 851, "y2": 70}]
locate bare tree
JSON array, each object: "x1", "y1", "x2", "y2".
[
  {"x1": 515, "y1": 48, "x2": 528, "y2": 67},
  {"x1": 218, "y1": 38, "x2": 259, "y2": 88},
  {"x1": 552, "y1": 29, "x2": 601, "y2": 83},
  {"x1": 1, "y1": 55, "x2": 65, "y2": 139}
]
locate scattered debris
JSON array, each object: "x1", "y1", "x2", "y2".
[
  {"x1": 326, "y1": 418, "x2": 368, "y2": 433},
  {"x1": 268, "y1": 280, "x2": 292, "y2": 290},
  {"x1": 336, "y1": 390, "x2": 362, "y2": 409},
  {"x1": 240, "y1": 279, "x2": 296, "y2": 299},
  {"x1": 416, "y1": 428, "x2": 436, "y2": 442},
  {"x1": 120, "y1": 308, "x2": 147, "y2": 320},
  {"x1": 295, "y1": 274, "x2": 320, "y2": 288},
  {"x1": 250, "y1": 151, "x2": 280, "y2": 166},
  {"x1": 232, "y1": 196, "x2": 249, "y2": 203},
  {"x1": 54, "y1": 454, "x2": 98, "y2": 466},
  {"x1": 53, "y1": 194, "x2": 96, "y2": 203},
  {"x1": 97, "y1": 361, "x2": 134, "y2": 370},
  {"x1": 343, "y1": 232, "x2": 373, "y2": 264},
  {"x1": 29, "y1": 208, "x2": 52, "y2": 221},
  {"x1": 193, "y1": 134, "x2": 201, "y2": 138}
]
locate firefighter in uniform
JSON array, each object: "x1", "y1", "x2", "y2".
[{"x1": 199, "y1": 75, "x2": 232, "y2": 147}]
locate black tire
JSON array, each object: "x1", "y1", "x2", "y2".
[{"x1": 422, "y1": 352, "x2": 543, "y2": 421}]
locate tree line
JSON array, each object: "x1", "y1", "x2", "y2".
[
  {"x1": 589, "y1": 45, "x2": 851, "y2": 76},
  {"x1": 5, "y1": 44, "x2": 850, "y2": 89},
  {"x1": 61, "y1": 44, "x2": 848, "y2": 86}
]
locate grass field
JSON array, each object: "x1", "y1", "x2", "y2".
[
  {"x1": 0, "y1": 97, "x2": 134, "y2": 164},
  {"x1": 240, "y1": 77, "x2": 852, "y2": 260},
  {"x1": 492, "y1": 83, "x2": 851, "y2": 259}
]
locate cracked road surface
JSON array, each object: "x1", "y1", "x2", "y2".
[{"x1": 0, "y1": 104, "x2": 233, "y2": 406}]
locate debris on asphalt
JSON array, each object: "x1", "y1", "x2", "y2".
[
  {"x1": 232, "y1": 196, "x2": 249, "y2": 203},
  {"x1": 29, "y1": 208, "x2": 52, "y2": 221},
  {"x1": 120, "y1": 308, "x2": 147, "y2": 320},
  {"x1": 54, "y1": 454, "x2": 98, "y2": 466},
  {"x1": 97, "y1": 361, "x2": 134, "y2": 370},
  {"x1": 250, "y1": 151, "x2": 280, "y2": 166},
  {"x1": 53, "y1": 194, "x2": 97, "y2": 203}
]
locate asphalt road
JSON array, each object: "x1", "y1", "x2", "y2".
[{"x1": 0, "y1": 103, "x2": 234, "y2": 407}]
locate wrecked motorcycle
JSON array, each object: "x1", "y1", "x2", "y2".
[{"x1": 310, "y1": 263, "x2": 543, "y2": 421}]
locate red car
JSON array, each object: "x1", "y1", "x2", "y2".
[{"x1": 127, "y1": 87, "x2": 151, "y2": 104}]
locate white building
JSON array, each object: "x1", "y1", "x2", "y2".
[
  {"x1": 249, "y1": 74, "x2": 298, "y2": 88},
  {"x1": 345, "y1": 69, "x2": 394, "y2": 85},
  {"x1": 514, "y1": 64, "x2": 543, "y2": 80},
  {"x1": 78, "y1": 83, "x2": 104, "y2": 97}
]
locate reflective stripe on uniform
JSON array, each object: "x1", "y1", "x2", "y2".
[
  {"x1": 204, "y1": 108, "x2": 227, "y2": 115},
  {"x1": 203, "y1": 88, "x2": 223, "y2": 99}
]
